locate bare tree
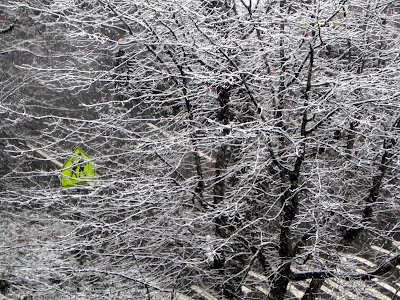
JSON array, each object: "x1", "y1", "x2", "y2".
[{"x1": 1, "y1": 0, "x2": 400, "y2": 299}]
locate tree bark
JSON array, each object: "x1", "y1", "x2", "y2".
[{"x1": 0, "y1": 20, "x2": 16, "y2": 34}]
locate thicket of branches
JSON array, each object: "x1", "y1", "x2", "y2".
[{"x1": 1, "y1": 0, "x2": 400, "y2": 299}]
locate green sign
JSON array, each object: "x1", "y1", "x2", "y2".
[{"x1": 61, "y1": 147, "x2": 95, "y2": 187}]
